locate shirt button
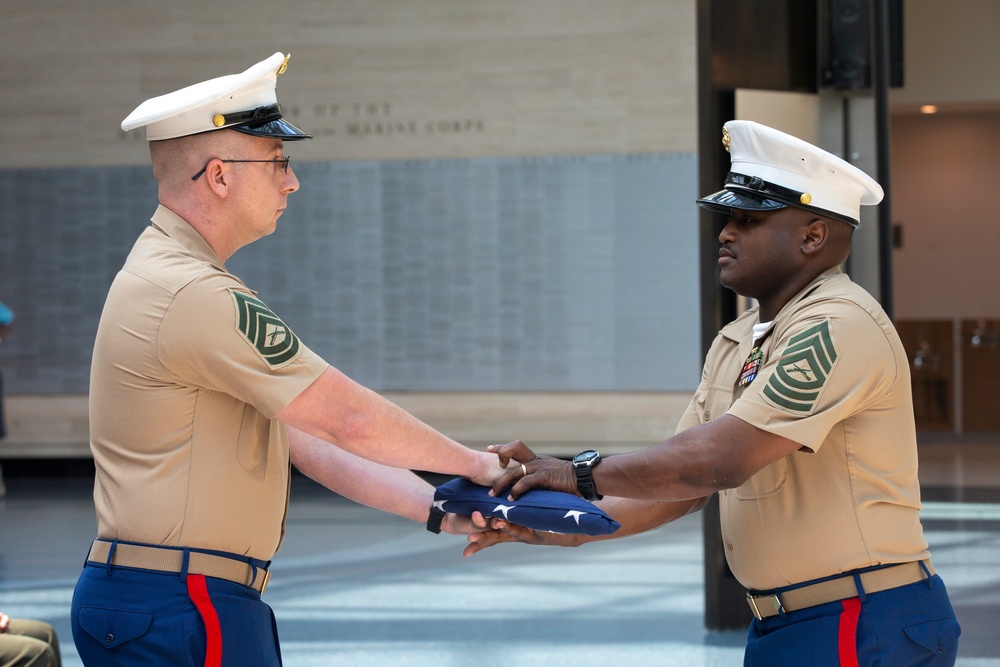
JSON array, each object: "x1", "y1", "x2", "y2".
[
  {"x1": 726, "y1": 541, "x2": 734, "y2": 552},
  {"x1": 105, "y1": 633, "x2": 114, "y2": 644},
  {"x1": 703, "y1": 410, "x2": 711, "y2": 422}
]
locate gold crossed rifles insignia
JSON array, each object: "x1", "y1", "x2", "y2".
[
  {"x1": 761, "y1": 320, "x2": 837, "y2": 414},
  {"x1": 231, "y1": 291, "x2": 301, "y2": 367}
]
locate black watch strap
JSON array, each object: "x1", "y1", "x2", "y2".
[
  {"x1": 426, "y1": 504, "x2": 446, "y2": 534},
  {"x1": 575, "y1": 467, "x2": 602, "y2": 501},
  {"x1": 573, "y1": 450, "x2": 603, "y2": 501}
]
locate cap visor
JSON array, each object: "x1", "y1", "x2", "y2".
[
  {"x1": 233, "y1": 117, "x2": 313, "y2": 141},
  {"x1": 696, "y1": 188, "x2": 787, "y2": 215}
]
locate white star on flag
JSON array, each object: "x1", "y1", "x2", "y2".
[
  {"x1": 564, "y1": 510, "x2": 586, "y2": 525},
  {"x1": 433, "y1": 500, "x2": 446, "y2": 512},
  {"x1": 492, "y1": 504, "x2": 515, "y2": 519}
]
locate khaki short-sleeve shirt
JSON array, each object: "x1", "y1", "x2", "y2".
[
  {"x1": 677, "y1": 268, "x2": 929, "y2": 590},
  {"x1": 89, "y1": 206, "x2": 329, "y2": 560}
]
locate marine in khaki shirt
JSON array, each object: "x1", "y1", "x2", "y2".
[
  {"x1": 90, "y1": 205, "x2": 328, "y2": 559},
  {"x1": 72, "y1": 53, "x2": 504, "y2": 667},
  {"x1": 678, "y1": 266, "x2": 928, "y2": 590},
  {"x1": 470, "y1": 121, "x2": 960, "y2": 665}
]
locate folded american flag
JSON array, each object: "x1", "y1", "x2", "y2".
[{"x1": 434, "y1": 478, "x2": 621, "y2": 536}]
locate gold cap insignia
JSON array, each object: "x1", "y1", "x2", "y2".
[
  {"x1": 277, "y1": 54, "x2": 290, "y2": 76},
  {"x1": 800, "y1": 193, "x2": 812, "y2": 205},
  {"x1": 722, "y1": 127, "x2": 731, "y2": 152},
  {"x1": 213, "y1": 114, "x2": 226, "y2": 127}
]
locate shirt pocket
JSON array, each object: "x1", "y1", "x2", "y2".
[
  {"x1": 735, "y1": 457, "x2": 788, "y2": 499},
  {"x1": 693, "y1": 382, "x2": 734, "y2": 425},
  {"x1": 236, "y1": 404, "x2": 270, "y2": 477},
  {"x1": 696, "y1": 380, "x2": 788, "y2": 498}
]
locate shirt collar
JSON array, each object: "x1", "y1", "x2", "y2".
[
  {"x1": 719, "y1": 266, "x2": 844, "y2": 343},
  {"x1": 150, "y1": 204, "x2": 227, "y2": 271}
]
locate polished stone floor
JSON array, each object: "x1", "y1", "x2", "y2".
[{"x1": 1, "y1": 438, "x2": 999, "y2": 666}]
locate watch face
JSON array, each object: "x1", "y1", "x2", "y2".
[{"x1": 573, "y1": 450, "x2": 600, "y2": 467}]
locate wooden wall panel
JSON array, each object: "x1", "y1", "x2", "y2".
[
  {"x1": 961, "y1": 320, "x2": 1000, "y2": 433},
  {"x1": 897, "y1": 320, "x2": 954, "y2": 432}
]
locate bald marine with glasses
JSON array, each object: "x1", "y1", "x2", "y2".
[{"x1": 71, "y1": 52, "x2": 507, "y2": 666}]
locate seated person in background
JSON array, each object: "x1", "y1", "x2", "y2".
[{"x1": 1, "y1": 610, "x2": 62, "y2": 667}]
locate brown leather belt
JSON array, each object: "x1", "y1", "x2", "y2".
[
  {"x1": 87, "y1": 540, "x2": 270, "y2": 594},
  {"x1": 746, "y1": 560, "x2": 934, "y2": 620}
]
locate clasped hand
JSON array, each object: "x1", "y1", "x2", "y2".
[
  {"x1": 460, "y1": 440, "x2": 586, "y2": 557},
  {"x1": 485, "y1": 440, "x2": 578, "y2": 501}
]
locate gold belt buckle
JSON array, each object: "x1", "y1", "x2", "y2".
[
  {"x1": 746, "y1": 593, "x2": 783, "y2": 620},
  {"x1": 259, "y1": 569, "x2": 271, "y2": 595}
]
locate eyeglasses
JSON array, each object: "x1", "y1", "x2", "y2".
[{"x1": 190, "y1": 156, "x2": 291, "y2": 181}]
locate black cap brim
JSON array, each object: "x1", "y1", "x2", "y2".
[
  {"x1": 697, "y1": 186, "x2": 861, "y2": 227},
  {"x1": 696, "y1": 188, "x2": 788, "y2": 215},
  {"x1": 233, "y1": 117, "x2": 313, "y2": 141}
]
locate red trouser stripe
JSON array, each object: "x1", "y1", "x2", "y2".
[
  {"x1": 838, "y1": 597, "x2": 862, "y2": 667},
  {"x1": 187, "y1": 574, "x2": 223, "y2": 667}
]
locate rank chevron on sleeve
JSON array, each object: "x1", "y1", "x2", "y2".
[
  {"x1": 762, "y1": 320, "x2": 837, "y2": 413},
  {"x1": 231, "y1": 291, "x2": 300, "y2": 367}
]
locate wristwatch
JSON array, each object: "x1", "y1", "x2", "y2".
[{"x1": 572, "y1": 449, "x2": 603, "y2": 501}]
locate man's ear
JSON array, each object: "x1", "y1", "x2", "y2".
[
  {"x1": 204, "y1": 159, "x2": 230, "y2": 198},
  {"x1": 801, "y1": 219, "x2": 828, "y2": 256}
]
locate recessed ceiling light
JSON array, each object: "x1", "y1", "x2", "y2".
[{"x1": 920, "y1": 105, "x2": 938, "y2": 114}]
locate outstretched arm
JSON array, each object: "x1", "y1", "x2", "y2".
[
  {"x1": 288, "y1": 425, "x2": 486, "y2": 535},
  {"x1": 277, "y1": 366, "x2": 506, "y2": 487},
  {"x1": 463, "y1": 495, "x2": 709, "y2": 557},
  {"x1": 489, "y1": 414, "x2": 803, "y2": 502}
]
